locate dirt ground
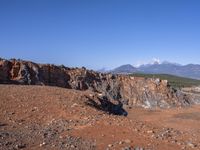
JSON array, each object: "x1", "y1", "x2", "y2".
[{"x1": 0, "y1": 85, "x2": 200, "y2": 150}]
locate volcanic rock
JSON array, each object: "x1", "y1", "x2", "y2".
[{"x1": 0, "y1": 58, "x2": 194, "y2": 109}]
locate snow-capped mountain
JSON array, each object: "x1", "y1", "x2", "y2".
[{"x1": 111, "y1": 61, "x2": 200, "y2": 79}]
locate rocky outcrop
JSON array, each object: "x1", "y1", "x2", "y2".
[{"x1": 0, "y1": 58, "x2": 192, "y2": 109}]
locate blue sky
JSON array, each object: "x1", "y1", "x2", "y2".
[{"x1": 1, "y1": 0, "x2": 200, "y2": 69}]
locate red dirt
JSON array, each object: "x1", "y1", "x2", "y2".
[{"x1": 0, "y1": 85, "x2": 200, "y2": 150}]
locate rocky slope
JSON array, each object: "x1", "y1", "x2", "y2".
[
  {"x1": 1, "y1": 85, "x2": 200, "y2": 150},
  {"x1": 0, "y1": 58, "x2": 194, "y2": 109}
]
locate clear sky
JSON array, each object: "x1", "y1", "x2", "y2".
[{"x1": 1, "y1": 0, "x2": 200, "y2": 69}]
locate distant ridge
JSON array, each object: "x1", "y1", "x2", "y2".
[
  {"x1": 111, "y1": 64, "x2": 137, "y2": 74},
  {"x1": 110, "y1": 62, "x2": 200, "y2": 79}
]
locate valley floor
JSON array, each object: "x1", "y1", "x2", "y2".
[{"x1": 0, "y1": 85, "x2": 200, "y2": 150}]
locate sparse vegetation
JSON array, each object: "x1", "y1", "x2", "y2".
[{"x1": 130, "y1": 73, "x2": 200, "y2": 88}]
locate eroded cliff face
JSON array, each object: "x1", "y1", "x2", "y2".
[{"x1": 0, "y1": 58, "x2": 191, "y2": 109}]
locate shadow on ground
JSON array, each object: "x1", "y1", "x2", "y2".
[{"x1": 85, "y1": 96, "x2": 128, "y2": 116}]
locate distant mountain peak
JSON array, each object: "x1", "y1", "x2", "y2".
[
  {"x1": 134, "y1": 58, "x2": 161, "y2": 68},
  {"x1": 151, "y1": 58, "x2": 161, "y2": 65},
  {"x1": 97, "y1": 68, "x2": 108, "y2": 73},
  {"x1": 161, "y1": 61, "x2": 182, "y2": 66},
  {"x1": 138, "y1": 60, "x2": 182, "y2": 68},
  {"x1": 111, "y1": 64, "x2": 137, "y2": 74},
  {"x1": 119, "y1": 64, "x2": 135, "y2": 68},
  {"x1": 112, "y1": 61, "x2": 200, "y2": 79}
]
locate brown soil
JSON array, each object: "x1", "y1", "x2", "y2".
[{"x1": 0, "y1": 85, "x2": 200, "y2": 150}]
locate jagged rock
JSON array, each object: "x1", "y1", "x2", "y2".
[
  {"x1": 0, "y1": 59, "x2": 12, "y2": 83},
  {"x1": 0, "y1": 58, "x2": 193, "y2": 109}
]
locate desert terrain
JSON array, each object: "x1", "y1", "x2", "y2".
[
  {"x1": 1, "y1": 1, "x2": 200, "y2": 149},
  {"x1": 1, "y1": 85, "x2": 200, "y2": 150}
]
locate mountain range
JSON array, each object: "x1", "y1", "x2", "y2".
[{"x1": 108, "y1": 61, "x2": 200, "y2": 80}]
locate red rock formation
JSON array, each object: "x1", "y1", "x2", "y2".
[
  {"x1": 0, "y1": 59, "x2": 12, "y2": 82},
  {"x1": 0, "y1": 58, "x2": 192, "y2": 108}
]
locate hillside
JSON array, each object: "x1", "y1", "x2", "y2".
[
  {"x1": 0, "y1": 58, "x2": 196, "y2": 109},
  {"x1": 1, "y1": 59, "x2": 200, "y2": 149},
  {"x1": 1, "y1": 85, "x2": 200, "y2": 150},
  {"x1": 131, "y1": 73, "x2": 200, "y2": 89}
]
